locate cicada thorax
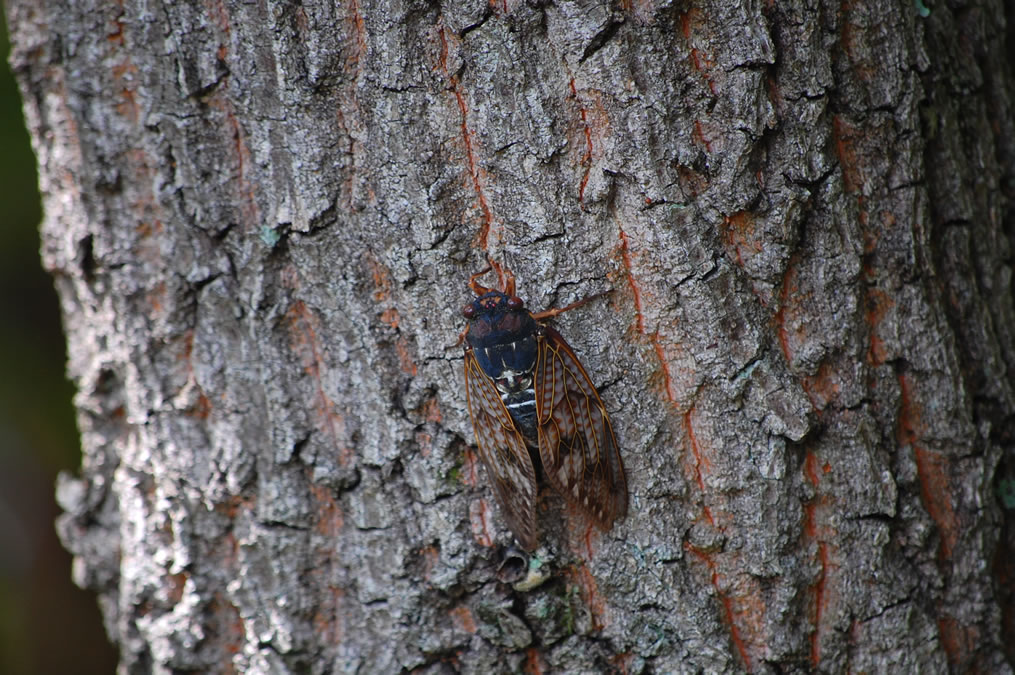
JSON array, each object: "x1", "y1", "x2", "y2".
[{"x1": 465, "y1": 292, "x2": 542, "y2": 445}]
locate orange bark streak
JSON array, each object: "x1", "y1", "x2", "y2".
[
  {"x1": 774, "y1": 253, "x2": 803, "y2": 364},
  {"x1": 803, "y1": 449, "x2": 832, "y2": 667},
  {"x1": 801, "y1": 361, "x2": 842, "y2": 412},
  {"x1": 898, "y1": 374, "x2": 958, "y2": 559},
  {"x1": 309, "y1": 483, "x2": 344, "y2": 538},
  {"x1": 617, "y1": 227, "x2": 645, "y2": 334},
  {"x1": 693, "y1": 119, "x2": 713, "y2": 153},
  {"x1": 684, "y1": 544, "x2": 753, "y2": 670},
  {"x1": 469, "y1": 498, "x2": 494, "y2": 547},
  {"x1": 420, "y1": 396, "x2": 442, "y2": 423},
  {"x1": 450, "y1": 606, "x2": 477, "y2": 634},
  {"x1": 864, "y1": 288, "x2": 893, "y2": 365},
  {"x1": 684, "y1": 407, "x2": 711, "y2": 491},
  {"x1": 570, "y1": 565, "x2": 607, "y2": 631},
  {"x1": 721, "y1": 211, "x2": 758, "y2": 268},
  {"x1": 833, "y1": 115, "x2": 862, "y2": 193},
  {"x1": 937, "y1": 615, "x2": 977, "y2": 668},
  {"x1": 569, "y1": 78, "x2": 594, "y2": 204},
  {"x1": 810, "y1": 541, "x2": 829, "y2": 667},
  {"x1": 286, "y1": 302, "x2": 353, "y2": 465},
  {"x1": 462, "y1": 448, "x2": 479, "y2": 487},
  {"x1": 523, "y1": 648, "x2": 545, "y2": 675},
  {"x1": 437, "y1": 27, "x2": 495, "y2": 252}
]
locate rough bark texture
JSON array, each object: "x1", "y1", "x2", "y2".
[{"x1": 8, "y1": 0, "x2": 1015, "y2": 672}]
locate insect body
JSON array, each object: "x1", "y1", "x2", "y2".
[{"x1": 461, "y1": 269, "x2": 627, "y2": 550}]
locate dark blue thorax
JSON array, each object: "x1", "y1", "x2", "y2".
[
  {"x1": 466, "y1": 292, "x2": 541, "y2": 444},
  {"x1": 465, "y1": 293, "x2": 540, "y2": 383},
  {"x1": 470, "y1": 332, "x2": 538, "y2": 382}
]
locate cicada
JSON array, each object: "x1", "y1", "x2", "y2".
[{"x1": 461, "y1": 268, "x2": 627, "y2": 550}]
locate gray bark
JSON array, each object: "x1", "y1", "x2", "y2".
[{"x1": 8, "y1": 0, "x2": 1015, "y2": 672}]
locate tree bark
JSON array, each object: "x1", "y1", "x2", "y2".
[{"x1": 8, "y1": 0, "x2": 1015, "y2": 672}]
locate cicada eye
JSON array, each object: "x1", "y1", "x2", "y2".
[
  {"x1": 462, "y1": 303, "x2": 477, "y2": 319},
  {"x1": 506, "y1": 296, "x2": 524, "y2": 310}
]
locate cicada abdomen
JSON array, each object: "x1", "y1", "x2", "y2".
[{"x1": 461, "y1": 268, "x2": 627, "y2": 550}]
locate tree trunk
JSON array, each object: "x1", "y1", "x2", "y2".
[{"x1": 8, "y1": 0, "x2": 1015, "y2": 671}]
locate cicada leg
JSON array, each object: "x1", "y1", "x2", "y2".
[{"x1": 530, "y1": 290, "x2": 612, "y2": 321}]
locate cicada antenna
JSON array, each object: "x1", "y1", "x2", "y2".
[
  {"x1": 487, "y1": 257, "x2": 512, "y2": 294},
  {"x1": 470, "y1": 256, "x2": 517, "y2": 295},
  {"x1": 468, "y1": 265, "x2": 494, "y2": 295},
  {"x1": 501, "y1": 264, "x2": 516, "y2": 296},
  {"x1": 530, "y1": 289, "x2": 613, "y2": 321}
]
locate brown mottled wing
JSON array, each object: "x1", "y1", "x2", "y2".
[
  {"x1": 535, "y1": 326, "x2": 627, "y2": 529},
  {"x1": 463, "y1": 347, "x2": 539, "y2": 550}
]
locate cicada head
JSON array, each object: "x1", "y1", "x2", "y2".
[{"x1": 462, "y1": 291, "x2": 539, "y2": 390}]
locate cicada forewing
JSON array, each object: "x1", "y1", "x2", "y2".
[
  {"x1": 463, "y1": 348, "x2": 540, "y2": 550},
  {"x1": 534, "y1": 326, "x2": 627, "y2": 529}
]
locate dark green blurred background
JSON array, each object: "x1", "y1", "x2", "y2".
[{"x1": 0, "y1": 12, "x2": 118, "y2": 674}]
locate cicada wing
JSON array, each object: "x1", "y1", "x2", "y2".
[
  {"x1": 464, "y1": 349, "x2": 540, "y2": 550},
  {"x1": 535, "y1": 326, "x2": 627, "y2": 529}
]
